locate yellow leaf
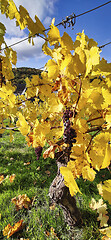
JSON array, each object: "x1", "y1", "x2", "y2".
[
  {"x1": 60, "y1": 166, "x2": 81, "y2": 196},
  {"x1": 97, "y1": 182, "x2": 103, "y2": 196},
  {"x1": 88, "y1": 88, "x2": 104, "y2": 109},
  {"x1": 76, "y1": 30, "x2": 88, "y2": 49},
  {"x1": 3, "y1": 224, "x2": 12, "y2": 237},
  {"x1": 89, "y1": 198, "x2": 107, "y2": 210},
  {"x1": 90, "y1": 46, "x2": 100, "y2": 65},
  {"x1": 16, "y1": 112, "x2": 30, "y2": 136},
  {"x1": 102, "y1": 236, "x2": 111, "y2": 240},
  {"x1": 11, "y1": 194, "x2": 31, "y2": 211},
  {"x1": 75, "y1": 46, "x2": 86, "y2": 73},
  {"x1": 97, "y1": 180, "x2": 111, "y2": 204},
  {"x1": 42, "y1": 42, "x2": 53, "y2": 56},
  {"x1": 89, "y1": 132, "x2": 111, "y2": 170},
  {"x1": 3, "y1": 220, "x2": 24, "y2": 238},
  {"x1": 0, "y1": 22, "x2": 6, "y2": 37},
  {"x1": 95, "y1": 58, "x2": 111, "y2": 75},
  {"x1": 48, "y1": 96, "x2": 63, "y2": 113},
  {"x1": 8, "y1": 0, "x2": 19, "y2": 20},
  {"x1": 48, "y1": 23, "x2": 60, "y2": 45},
  {"x1": 35, "y1": 15, "x2": 46, "y2": 35},
  {"x1": 10, "y1": 49, "x2": 17, "y2": 65},
  {"x1": 89, "y1": 198, "x2": 109, "y2": 227},
  {"x1": 100, "y1": 226, "x2": 111, "y2": 238},
  {"x1": 82, "y1": 166, "x2": 96, "y2": 181},
  {"x1": 102, "y1": 180, "x2": 111, "y2": 204},
  {"x1": 88, "y1": 38, "x2": 98, "y2": 48},
  {"x1": 46, "y1": 59, "x2": 59, "y2": 79},
  {"x1": 89, "y1": 198, "x2": 99, "y2": 210},
  {"x1": 43, "y1": 144, "x2": 57, "y2": 159},
  {"x1": 33, "y1": 120, "x2": 50, "y2": 147},
  {"x1": 76, "y1": 118, "x2": 88, "y2": 133},
  {"x1": 97, "y1": 214, "x2": 109, "y2": 227},
  {"x1": 101, "y1": 143, "x2": 111, "y2": 169},
  {"x1": 60, "y1": 32, "x2": 74, "y2": 51},
  {"x1": 85, "y1": 46, "x2": 100, "y2": 76},
  {"x1": 102, "y1": 88, "x2": 111, "y2": 109},
  {"x1": 60, "y1": 54, "x2": 72, "y2": 70}
]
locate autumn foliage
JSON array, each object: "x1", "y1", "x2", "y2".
[{"x1": 0, "y1": 0, "x2": 111, "y2": 239}]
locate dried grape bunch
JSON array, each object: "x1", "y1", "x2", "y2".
[{"x1": 63, "y1": 108, "x2": 77, "y2": 151}]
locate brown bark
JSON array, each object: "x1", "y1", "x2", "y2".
[{"x1": 49, "y1": 150, "x2": 82, "y2": 227}]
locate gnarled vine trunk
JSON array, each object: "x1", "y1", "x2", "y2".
[{"x1": 49, "y1": 150, "x2": 82, "y2": 227}]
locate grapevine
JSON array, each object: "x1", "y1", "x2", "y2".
[{"x1": 0, "y1": 0, "x2": 111, "y2": 238}]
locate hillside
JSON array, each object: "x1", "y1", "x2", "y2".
[{"x1": 12, "y1": 67, "x2": 42, "y2": 94}]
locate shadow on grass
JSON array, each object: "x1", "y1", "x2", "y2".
[{"x1": 0, "y1": 147, "x2": 57, "y2": 193}]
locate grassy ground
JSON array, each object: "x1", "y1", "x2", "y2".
[{"x1": 0, "y1": 131, "x2": 111, "y2": 240}]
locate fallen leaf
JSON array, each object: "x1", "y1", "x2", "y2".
[
  {"x1": 11, "y1": 194, "x2": 31, "y2": 211},
  {"x1": 100, "y1": 226, "x2": 111, "y2": 238},
  {"x1": 9, "y1": 174, "x2": 16, "y2": 183},
  {"x1": 102, "y1": 236, "x2": 111, "y2": 240},
  {"x1": 89, "y1": 198, "x2": 109, "y2": 227},
  {"x1": 97, "y1": 213, "x2": 109, "y2": 227},
  {"x1": 0, "y1": 175, "x2": 4, "y2": 184},
  {"x1": 3, "y1": 220, "x2": 24, "y2": 238}
]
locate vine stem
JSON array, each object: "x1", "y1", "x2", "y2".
[
  {"x1": 85, "y1": 129, "x2": 102, "y2": 153},
  {"x1": 68, "y1": 82, "x2": 80, "y2": 95},
  {"x1": 0, "y1": 126, "x2": 18, "y2": 131},
  {"x1": 85, "y1": 126, "x2": 102, "y2": 133},
  {"x1": 87, "y1": 116, "x2": 103, "y2": 123}
]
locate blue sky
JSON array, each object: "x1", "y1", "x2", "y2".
[{"x1": 1, "y1": 0, "x2": 111, "y2": 69}]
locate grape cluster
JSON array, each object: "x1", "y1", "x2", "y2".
[
  {"x1": 63, "y1": 108, "x2": 76, "y2": 151},
  {"x1": 35, "y1": 146, "x2": 43, "y2": 160}
]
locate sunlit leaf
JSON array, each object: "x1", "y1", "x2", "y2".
[
  {"x1": 82, "y1": 166, "x2": 96, "y2": 181},
  {"x1": 11, "y1": 194, "x2": 31, "y2": 211},
  {"x1": 16, "y1": 112, "x2": 30, "y2": 136},
  {"x1": 99, "y1": 226, "x2": 111, "y2": 238},
  {"x1": 48, "y1": 22, "x2": 60, "y2": 45},
  {"x1": 3, "y1": 220, "x2": 24, "y2": 238},
  {"x1": 60, "y1": 166, "x2": 81, "y2": 196},
  {"x1": 43, "y1": 144, "x2": 57, "y2": 159},
  {"x1": 60, "y1": 32, "x2": 74, "y2": 51}
]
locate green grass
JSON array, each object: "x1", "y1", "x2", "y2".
[{"x1": 0, "y1": 131, "x2": 111, "y2": 240}]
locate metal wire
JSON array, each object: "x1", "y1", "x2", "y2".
[{"x1": 0, "y1": 1, "x2": 111, "y2": 51}]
